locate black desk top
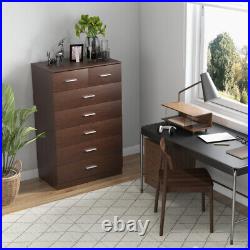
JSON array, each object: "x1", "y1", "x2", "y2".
[{"x1": 141, "y1": 122, "x2": 248, "y2": 176}]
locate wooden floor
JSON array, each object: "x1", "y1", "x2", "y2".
[
  {"x1": 3, "y1": 154, "x2": 247, "y2": 216},
  {"x1": 3, "y1": 154, "x2": 140, "y2": 215}
]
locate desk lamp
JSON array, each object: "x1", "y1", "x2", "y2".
[{"x1": 178, "y1": 72, "x2": 219, "y2": 102}]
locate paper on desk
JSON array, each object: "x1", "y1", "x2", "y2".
[{"x1": 198, "y1": 132, "x2": 236, "y2": 143}]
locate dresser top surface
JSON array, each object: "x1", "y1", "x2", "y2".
[{"x1": 31, "y1": 58, "x2": 121, "y2": 73}]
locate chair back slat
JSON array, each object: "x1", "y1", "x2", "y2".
[{"x1": 160, "y1": 137, "x2": 175, "y2": 174}]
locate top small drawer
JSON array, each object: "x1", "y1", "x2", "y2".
[
  {"x1": 89, "y1": 64, "x2": 121, "y2": 86},
  {"x1": 53, "y1": 69, "x2": 88, "y2": 92}
]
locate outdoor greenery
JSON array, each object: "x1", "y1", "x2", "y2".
[
  {"x1": 2, "y1": 84, "x2": 45, "y2": 176},
  {"x1": 207, "y1": 32, "x2": 248, "y2": 104},
  {"x1": 75, "y1": 14, "x2": 106, "y2": 38}
]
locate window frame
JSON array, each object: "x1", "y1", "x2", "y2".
[
  {"x1": 198, "y1": 4, "x2": 248, "y2": 114},
  {"x1": 188, "y1": 3, "x2": 248, "y2": 128}
]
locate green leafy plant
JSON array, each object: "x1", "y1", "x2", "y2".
[
  {"x1": 240, "y1": 89, "x2": 248, "y2": 104},
  {"x1": 207, "y1": 33, "x2": 248, "y2": 104},
  {"x1": 2, "y1": 84, "x2": 45, "y2": 176},
  {"x1": 75, "y1": 14, "x2": 106, "y2": 38}
]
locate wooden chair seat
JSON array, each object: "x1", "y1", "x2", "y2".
[
  {"x1": 155, "y1": 137, "x2": 214, "y2": 236},
  {"x1": 166, "y1": 168, "x2": 213, "y2": 192}
]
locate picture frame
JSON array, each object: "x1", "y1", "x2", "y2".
[{"x1": 70, "y1": 44, "x2": 84, "y2": 62}]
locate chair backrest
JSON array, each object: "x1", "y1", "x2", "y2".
[{"x1": 159, "y1": 137, "x2": 174, "y2": 175}]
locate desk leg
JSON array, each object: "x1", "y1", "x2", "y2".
[
  {"x1": 230, "y1": 169, "x2": 237, "y2": 245},
  {"x1": 140, "y1": 133, "x2": 144, "y2": 193}
]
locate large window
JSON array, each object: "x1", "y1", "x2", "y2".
[{"x1": 199, "y1": 3, "x2": 248, "y2": 114}]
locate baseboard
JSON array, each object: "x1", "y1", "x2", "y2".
[
  {"x1": 21, "y1": 145, "x2": 140, "y2": 182},
  {"x1": 213, "y1": 182, "x2": 248, "y2": 207},
  {"x1": 21, "y1": 168, "x2": 38, "y2": 181},
  {"x1": 213, "y1": 190, "x2": 248, "y2": 216},
  {"x1": 123, "y1": 144, "x2": 140, "y2": 156}
]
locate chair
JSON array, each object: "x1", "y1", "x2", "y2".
[{"x1": 154, "y1": 137, "x2": 214, "y2": 236}]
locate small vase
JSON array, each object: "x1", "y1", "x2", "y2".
[
  {"x1": 85, "y1": 37, "x2": 100, "y2": 60},
  {"x1": 100, "y1": 39, "x2": 110, "y2": 61}
]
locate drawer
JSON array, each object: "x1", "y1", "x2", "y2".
[
  {"x1": 52, "y1": 69, "x2": 88, "y2": 92},
  {"x1": 88, "y1": 64, "x2": 121, "y2": 86},
  {"x1": 57, "y1": 154, "x2": 122, "y2": 184},
  {"x1": 56, "y1": 118, "x2": 122, "y2": 147},
  {"x1": 53, "y1": 82, "x2": 121, "y2": 111},
  {"x1": 55, "y1": 100, "x2": 121, "y2": 130},
  {"x1": 56, "y1": 135, "x2": 122, "y2": 165}
]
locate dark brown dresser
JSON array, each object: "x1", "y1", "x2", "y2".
[{"x1": 31, "y1": 59, "x2": 122, "y2": 188}]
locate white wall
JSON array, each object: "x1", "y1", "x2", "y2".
[
  {"x1": 2, "y1": 2, "x2": 140, "y2": 175},
  {"x1": 139, "y1": 3, "x2": 187, "y2": 125},
  {"x1": 139, "y1": 2, "x2": 247, "y2": 205}
]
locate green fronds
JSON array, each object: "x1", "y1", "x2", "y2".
[
  {"x1": 74, "y1": 14, "x2": 106, "y2": 38},
  {"x1": 2, "y1": 84, "x2": 45, "y2": 176}
]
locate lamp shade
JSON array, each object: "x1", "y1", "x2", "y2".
[{"x1": 200, "y1": 72, "x2": 220, "y2": 102}]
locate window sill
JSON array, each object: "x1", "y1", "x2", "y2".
[
  {"x1": 191, "y1": 98, "x2": 248, "y2": 134},
  {"x1": 212, "y1": 112, "x2": 247, "y2": 134}
]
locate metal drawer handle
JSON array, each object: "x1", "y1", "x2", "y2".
[
  {"x1": 64, "y1": 78, "x2": 78, "y2": 83},
  {"x1": 83, "y1": 112, "x2": 96, "y2": 117},
  {"x1": 100, "y1": 73, "x2": 112, "y2": 78},
  {"x1": 82, "y1": 94, "x2": 95, "y2": 99},
  {"x1": 85, "y1": 165, "x2": 98, "y2": 170},
  {"x1": 83, "y1": 130, "x2": 96, "y2": 135},
  {"x1": 84, "y1": 147, "x2": 97, "y2": 153}
]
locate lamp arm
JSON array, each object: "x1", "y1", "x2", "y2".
[{"x1": 178, "y1": 80, "x2": 201, "y2": 102}]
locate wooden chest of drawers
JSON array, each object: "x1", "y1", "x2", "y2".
[{"x1": 31, "y1": 59, "x2": 122, "y2": 188}]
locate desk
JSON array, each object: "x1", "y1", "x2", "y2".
[{"x1": 140, "y1": 122, "x2": 248, "y2": 244}]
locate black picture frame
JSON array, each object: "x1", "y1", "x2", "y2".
[{"x1": 70, "y1": 44, "x2": 84, "y2": 62}]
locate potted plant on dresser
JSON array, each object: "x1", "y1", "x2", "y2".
[
  {"x1": 75, "y1": 14, "x2": 106, "y2": 59},
  {"x1": 2, "y1": 84, "x2": 44, "y2": 206}
]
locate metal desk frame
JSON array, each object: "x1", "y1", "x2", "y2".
[{"x1": 140, "y1": 126, "x2": 247, "y2": 245}]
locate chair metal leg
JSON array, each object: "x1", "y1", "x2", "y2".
[
  {"x1": 230, "y1": 170, "x2": 237, "y2": 245},
  {"x1": 202, "y1": 192, "x2": 205, "y2": 212},
  {"x1": 140, "y1": 133, "x2": 144, "y2": 193}
]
